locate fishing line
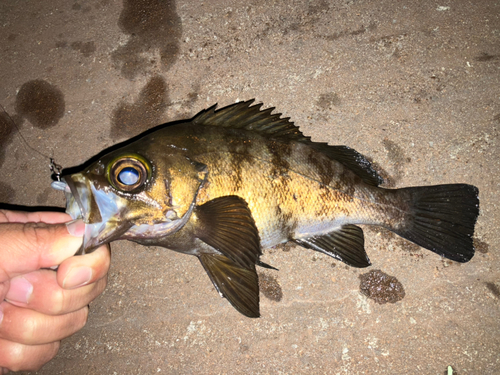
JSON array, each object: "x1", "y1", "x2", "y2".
[{"x1": 0, "y1": 103, "x2": 62, "y2": 181}]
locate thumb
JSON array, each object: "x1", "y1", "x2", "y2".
[{"x1": 0, "y1": 219, "x2": 85, "y2": 282}]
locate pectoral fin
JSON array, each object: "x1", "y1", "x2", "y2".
[
  {"x1": 199, "y1": 254, "x2": 260, "y2": 318},
  {"x1": 294, "y1": 225, "x2": 371, "y2": 268},
  {"x1": 194, "y1": 195, "x2": 262, "y2": 269}
]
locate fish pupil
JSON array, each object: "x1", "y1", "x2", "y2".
[{"x1": 118, "y1": 167, "x2": 140, "y2": 185}]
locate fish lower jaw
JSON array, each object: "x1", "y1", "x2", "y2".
[
  {"x1": 122, "y1": 204, "x2": 196, "y2": 240},
  {"x1": 81, "y1": 222, "x2": 107, "y2": 254},
  {"x1": 124, "y1": 218, "x2": 188, "y2": 239}
]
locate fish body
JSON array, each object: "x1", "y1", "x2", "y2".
[{"x1": 53, "y1": 100, "x2": 479, "y2": 317}]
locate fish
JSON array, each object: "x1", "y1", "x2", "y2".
[{"x1": 52, "y1": 100, "x2": 480, "y2": 317}]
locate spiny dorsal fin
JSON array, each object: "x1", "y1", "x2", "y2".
[
  {"x1": 192, "y1": 100, "x2": 383, "y2": 186},
  {"x1": 193, "y1": 99, "x2": 307, "y2": 140},
  {"x1": 199, "y1": 254, "x2": 260, "y2": 318},
  {"x1": 194, "y1": 195, "x2": 262, "y2": 269},
  {"x1": 293, "y1": 225, "x2": 371, "y2": 268}
]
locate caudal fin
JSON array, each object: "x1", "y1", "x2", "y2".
[{"x1": 393, "y1": 184, "x2": 479, "y2": 262}]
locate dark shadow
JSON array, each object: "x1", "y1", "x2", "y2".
[{"x1": 0, "y1": 203, "x2": 66, "y2": 212}]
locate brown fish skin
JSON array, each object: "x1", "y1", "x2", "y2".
[
  {"x1": 58, "y1": 100, "x2": 479, "y2": 317},
  {"x1": 154, "y1": 124, "x2": 400, "y2": 246},
  {"x1": 134, "y1": 117, "x2": 476, "y2": 260}
]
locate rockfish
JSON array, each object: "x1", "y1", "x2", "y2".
[{"x1": 52, "y1": 100, "x2": 479, "y2": 317}]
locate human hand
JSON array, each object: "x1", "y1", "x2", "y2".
[{"x1": 0, "y1": 210, "x2": 110, "y2": 373}]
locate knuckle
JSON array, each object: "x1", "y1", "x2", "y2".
[
  {"x1": 19, "y1": 315, "x2": 38, "y2": 344},
  {"x1": 1, "y1": 307, "x2": 49, "y2": 345},
  {"x1": 50, "y1": 289, "x2": 66, "y2": 316},
  {"x1": 14, "y1": 311, "x2": 53, "y2": 346},
  {"x1": 22, "y1": 223, "x2": 55, "y2": 253}
]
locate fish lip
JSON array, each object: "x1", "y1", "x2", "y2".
[
  {"x1": 64, "y1": 177, "x2": 87, "y2": 220},
  {"x1": 59, "y1": 174, "x2": 110, "y2": 254}
]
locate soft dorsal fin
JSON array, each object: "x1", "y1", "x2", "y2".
[
  {"x1": 310, "y1": 144, "x2": 383, "y2": 186},
  {"x1": 192, "y1": 100, "x2": 383, "y2": 186}
]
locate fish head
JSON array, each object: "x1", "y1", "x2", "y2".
[{"x1": 52, "y1": 144, "x2": 208, "y2": 254}]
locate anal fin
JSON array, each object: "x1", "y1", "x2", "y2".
[
  {"x1": 199, "y1": 254, "x2": 260, "y2": 318},
  {"x1": 293, "y1": 225, "x2": 371, "y2": 268}
]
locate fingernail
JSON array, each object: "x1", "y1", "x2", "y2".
[
  {"x1": 6, "y1": 277, "x2": 33, "y2": 304},
  {"x1": 63, "y1": 266, "x2": 93, "y2": 289},
  {"x1": 66, "y1": 219, "x2": 85, "y2": 237}
]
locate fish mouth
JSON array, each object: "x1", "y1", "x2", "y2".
[
  {"x1": 52, "y1": 174, "x2": 126, "y2": 254},
  {"x1": 51, "y1": 177, "x2": 89, "y2": 222}
]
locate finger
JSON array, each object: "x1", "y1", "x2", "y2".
[
  {"x1": 0, "y1": 302, "x2": 88, "y2": 345},
  {"x1": 0, "y1": 210, "x2": 71, "y2": 224},
  {"x1": 58, "y1": 244, "x2": 111, "y2": 289},
  {"x1": 0, "y1": 337, "x2": 59, "y2": 372},
  {"x1": 5, "y1": 269, "x2": 107, "y2": 315},
  {"x1": 0, "y1": 219, "x2": 85, "y2": 282}
]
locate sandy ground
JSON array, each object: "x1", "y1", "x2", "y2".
[{"x1": 1, "y1": 0, "x2": 499, "y2": 374}]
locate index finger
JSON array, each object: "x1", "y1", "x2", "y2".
[{"x1": 0, "y1": 210, "x2": 71, "y2": 225}]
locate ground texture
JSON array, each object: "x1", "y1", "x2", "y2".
[{"x1": 0, "y1": 0, "x2": 499, "y2": 374}]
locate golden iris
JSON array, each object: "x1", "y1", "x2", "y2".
[{"x1": 107, "y1": 154, "x2": 151, "y2": 192}]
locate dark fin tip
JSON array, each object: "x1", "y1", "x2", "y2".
[{"x1": 257, "y1": 260, "x2": 279, "y2": 271}]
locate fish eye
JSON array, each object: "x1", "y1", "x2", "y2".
[
  {"x1": 107, "y1": 155, "x2": 151, "y2": 192},
  {"x1": 118, "y1": 167, "x2": 140, "y2": 185}
]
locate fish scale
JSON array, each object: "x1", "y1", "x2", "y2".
[{"x1": 191, "y1": 137, "x2": 398, "y2": 247}]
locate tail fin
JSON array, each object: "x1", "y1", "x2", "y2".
[{"x1": 393, "y1": 184, "x2": 479, "y2": 262}]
